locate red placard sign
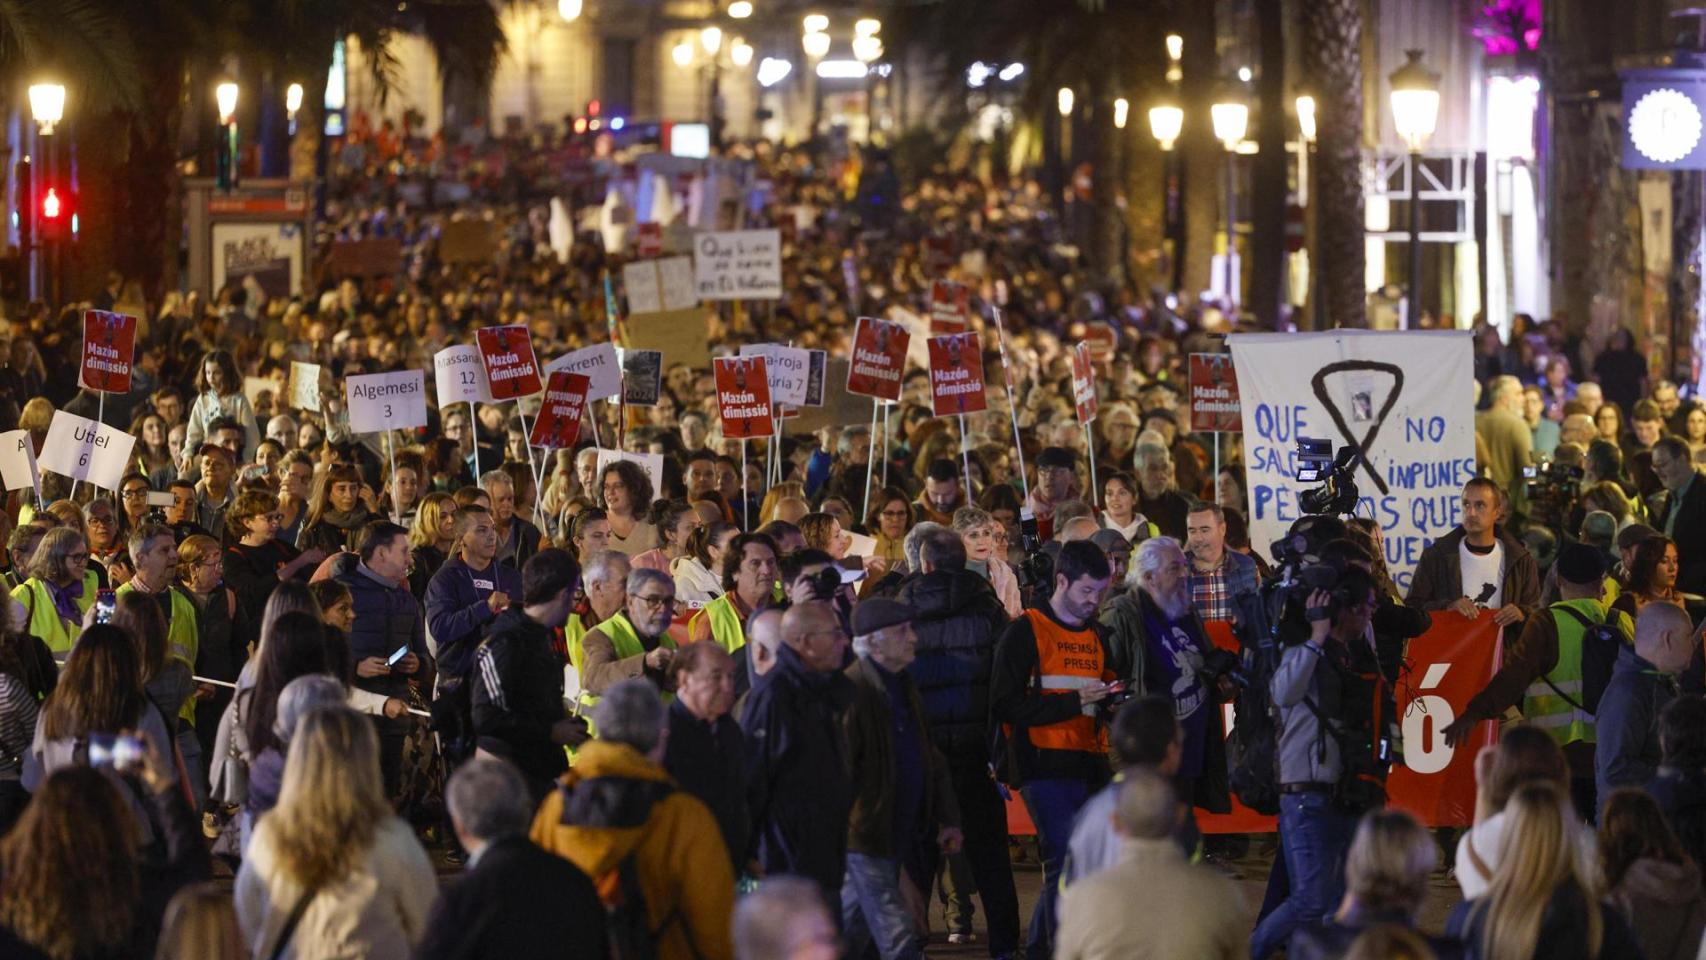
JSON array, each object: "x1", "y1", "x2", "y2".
[
  {"x1": 1071, "y1": 342, "x2": 1098, "y2": 423},
  {"x1": 927, "y1": 333, "x2": 986, "y2": 417},
  {"x1": 79, "y1": 310, "x2": 138, "y2": 394},
  {"x1": 636, "y1": 222, "x2": 663, "y2": 258},
  {"x1": 475, "y1": 325, "x2": 543, "y2": 400},
  {"x1": 1084, "y1": 322, "x2": 1118, "y2": 362},
  {"x1": 529, "y1": 371, "x2": 591, "y2": 449},
  {"x1": 929, "y1": 279, "x2": 970, "y2": 333},
  {"x1": 846, "y1": 316, "x2": 911, "y2": 402},
  {"x1": 1188, "y1": 353, "x2": 1242, "y2": 433},
  {"x1": 714, "y1": 355, "x2": 775, "y2": 439},
  {"x1": 923, "y1": 235, "x2": 956, "y2": 275}
]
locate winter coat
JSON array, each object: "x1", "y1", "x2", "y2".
[
  {"x1": 897, "y1": 567, "x2": 1007, "y2": 766},
  {"x1": 1407, "y1": 526, "x2": 1542, "y2": 621},
  {"x1": 1447, "y1": 883, "x2": 1644, "y2": 960},
  {"x1": 424, "y1": 555, "x2": 522, "y2": 680},
  {"x1": 531, "y1": 740, "x2": 735, "y2": 960},
  {"x1": 843, "y1": 656, "x2": 961, "y2": 859},
  {"x1": 1595, "y1": 642, "x2": 1679, "y2": 804},
  {"x1": 1606, "y1": 858, "x2": 1706, "y2": 960},
  {"x1": 333, "y1": 559, "x2": 428, "y2": 726},
  {"x1": 414, "y1": 836, "x2": 607, "y2": 960},
  {"x1": 470, "y1": 607, "x2": 568, "y2": 794},
  {"x1": 663, "y1": 698, "x2": 749, "y2": 872}
]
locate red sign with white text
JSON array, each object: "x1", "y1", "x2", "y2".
[
  {"x1": 529, "y1": 371, "x2": 591, "y2": 449},
  {"x1": 714, "y1": 356, "x2": 775, "y2": 439},
  {"x1": 475, "y1": 325, "x2": 543, "y2": 400},
  {"x1": 927, "y1": 333, "x2": 986, "y2": 417},
  {"x1": 1071, "y1": 342, "x2": 1098, "y2": 423},
  {"x1": 1084, "y1": 322, "x2": 1118, "y2": 362},
  {"x1": 1188, "y1": 353, "x2": 1243, "y2": 433},
  {"x1": 636, "y1": 223, "x2": 663, "y2": 258},
  {"x1": 924, "y1": 235, "x2": 956, "y2": 274},
  {"x1": 929, "y1": 279, "x2": 970, "y2": 333},
  {"x1": 846, "y1": 316, "x2": 911, "y2": 402},
  {"x1": 79, "y1": 310, "x2": 138, "y2": 394}
]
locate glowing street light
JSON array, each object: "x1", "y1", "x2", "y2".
[
  {"x1": 1057, "y1": 87, "x2": 1074, "y2": 117},
  {"x1": 286, "y1": 82, "x2": 304, "y2": 134},
  {"x1": 728, "y1": 0, "x2": 753, "y2": 17},
  {"x1": 1165, "y1": 34, "x2": 1183, "y2": 61},
  {"x1": 1210, "y1": 99, "x2": 1248, "y2": 150},
  {"x1": 802, "y1": 13, "x2": 828, "y2": 33},
  {"x1": 700, "y1": 26, "x2": 723, "y2": 56},
  {"x1": 216, "y1": 82, "x2": 240, "y2": 124},
  {"x1": 558, "y1": 0, "x2": 582, "y2": 21},
  {"x1": 1113, "y1": 97, "x2": 1129, "y2": 130},
  {"x1": 1295, "y1": 94, "x2": 1317, "y2": 143},
  {"x1": 28, "y1": 83, "x2": 66, "y2": 135},
  {"x1": 1388, "y1": 49, "x2": 1441, "y2": 152},
  {"x1": 731, "y1": 38, "x2": 754, "y2": 68},
  {"x1": 855, "y1": 17, "x2": 881, "y2": 37},
  {"x1": 852, "y1": 35, "x2": 883, "y2": 63},
  {"x1": 1148, "y1": 103, "x2": 1183, "y2": 151},
  {"x1": 802, "y1": 30, "x2": 831, "y2": 59},
  {"x1": 672, "y1": 40, "x2": 695, "y2": 68}
]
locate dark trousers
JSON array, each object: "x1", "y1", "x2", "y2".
[
  {"x1": 919, "y1": 762, "x2": 1021, "y2": 958},
  {"x1": 377, "y1": 726, "x2": 405, "y2": 800},
  {"x1": 1019, "y1": 778, "x2": 1093, "y2": 960}
]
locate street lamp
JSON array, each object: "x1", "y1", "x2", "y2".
[
  {"x1": 1295, "y1": 94, "x2": 1317, "y2": 143},
  {"x1": 728, "y1": 0, "x2": 752, "y2": 17},
  {"x1": 855, "y1": 17, "x2": 881, "y2": 37},
  {"x1": 1148, "y1": 103, "x2": 1183, "y2": 151},
  {"x1": 1389, "y1": 48, "x2": 1439, "y2": 326},
  {"x1": 216, "y1": 81, "x2": 240, "y2": 192},
  {"x1": 1165, "y1": 34, "x2": 1183, "y2": 84},
  {"x1": 28, "y1": 83, "x2": 66, "y2": 136},
  {"x1": 802, "y1": 13, "x2": 828, "y2": 34},
  {"x1": 1150, "y1": 99, "x2": 1185, "y2": 292},
  {"x1": 286, "y1": 82, "x2": 304, "y2": 135},
  {"x1": 672, "y1": 39, "x2": 694, "y2": 68},
  {"x1": 558, "y1": 0, "x2": 582, "y2": 21},
  {"x1": 802, "y1": 30, "x2": 830, "y2": 58},
  {"x1": 700, "y1": 26, "x2": 723, "y2": 56},
  {"x1": 731, "y1": 38, "x2": 754, "y2": 68},
  {"x1": 852, "y1": 35, "x2": 882, "y2": 63},
  {"x1": 1057, "y1": 87, "x2": 1074, "y2": 117},
  {"x1": 1113, "y1": 97, "x2": 1129, "y2": 130},
  {"x1": 1296, "y1": 93, "x2": 1319, "y2": 327},
  {"x1": 1211, "y1": 94, "x2": 1248, "y2": 310}
]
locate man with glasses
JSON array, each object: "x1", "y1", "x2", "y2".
[
  {"x1": 1651, "y1": 437, "x2": 1706, "y2": 595},
  {"x1": 580, "y1": 568, "x2": 680, "y2": 706},
  {"x1": 1134, "y1": 441, "x2": 1192, "y2": 541},
  {"x1": 1028, "y1": 446, "x2": 1082, "y2": 542}
]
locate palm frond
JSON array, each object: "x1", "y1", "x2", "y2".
[{"x1": 0, "y1": 0, "x2": 143, "y2": 115}]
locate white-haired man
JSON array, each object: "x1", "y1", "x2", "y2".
[{"x1": 1097, "y1": 536, "x2": 1231, "y2": 820}]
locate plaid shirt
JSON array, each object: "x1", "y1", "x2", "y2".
[{"x1": 1189, "y1": 555, "x2": 1236, "y2": 623}]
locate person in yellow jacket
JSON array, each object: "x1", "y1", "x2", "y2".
[
  {"x1": 532, "y1": 679, "x2": 734, "y2": 960},
  {"x1": 564, "y1": 550, "x2": 631, "y2": 693},
  {"x1": 687, "y1": 532, "x2": 780, "y2": 655},
  {"x1": 114, "y1": 525, "x2": 200, "y2": 724},
  {"x1": 579, "y1": 569, "x2": 678, "y2": 709},
  {"x1": 9, "y1": 527, "x2": 99, "y2": 655}
]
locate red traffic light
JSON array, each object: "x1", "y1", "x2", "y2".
[{"x1": 41, "y1": 187, "x2": 61, "y2": 220}]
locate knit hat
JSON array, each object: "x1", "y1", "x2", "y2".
[{"x1": 1555, "y1": 542, "x2": 1607, "y2": 586}]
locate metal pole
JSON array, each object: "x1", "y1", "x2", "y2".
[
  {"x1": 958, "y1": 414, "x2": 972, "y2": 490},
  {"x1": 740, "y1": 441, "x2": 750, "y2": 530},
  {"x1": 385, "y1": 430, "x2": 401, "y2": 524},
  {"x1": 990, "y1": 308, "x2": 1031, "y2": 501},
  {"x1": 1084, "y1": 420, "x2": 1098, "y2": 508},
  {"x1": 863, "y1": 399, "x2": 879, "y2": 518},
  {"x1": 881, "y1": 403, "x2": 891, "y2": 488},
  {"x1": 1408, "y1": 147, "x2": 1422, "y2": 329},
  {"x1": 1224, "y1": 149, "x2": 1236, "y2": 312},
  {"x1": 1213, "y1": 432, "x2": 1221, "y2": 505},
  {"x1": 469, "y1": 401, "x2": 482, "y2": 481}
]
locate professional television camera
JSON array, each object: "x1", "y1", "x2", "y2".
[
  {"x1": 1524, "y1": 452, "x2": 1583, "y2": 532},
  {"x1": 1295, "y1": 437, "x2": 1365, "y2": 518}
]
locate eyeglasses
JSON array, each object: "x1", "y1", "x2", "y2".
[
  {"x1": 121, "y1": 488, "x2": 149, "y2": 499},
  {"x1": 879, "y1": 510, "x2": 908, "y2": 519},
  {"x1": 87, "y1": 515, "x2": 114, "y2": 524},
  {"x1": 630, "y1": 593, "x2": 676, "y2": 610},
  {"x1": 67, "y1": 552, "x2": 89, "y2": 562}
]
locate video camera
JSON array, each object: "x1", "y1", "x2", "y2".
[
  {"x1": 1295, "y1": 438, "x2": 1364, "y2": 518},
  {"x1": 1523, "y1": 452, "x2": 1582, "y2": 530}
]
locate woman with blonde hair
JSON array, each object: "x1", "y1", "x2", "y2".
[
  {"x1": 155, "y1": 882, "x2": 244, "y2": 960},
  {"x1": 405, "y1": 491, "x2": 458, "y2": 600},
  {"x1": 235, "y1": 707, "x2": 436, "y2": 958},
  {"x1": 1446, "y1": 781, "x2": 1642, "y2": 960},
  {"x1": 1289, "y1": 809, "x2": 1466, "y2": 958},
  {"x1": 953, "y1": 505, "x2": 1022, "y2": 617},
  {"x1": 1456, "y1": 725, "x2": 1599, "y2": 900},
  {"x1": 9, "y1": 526, "x2": 99, "y2": 654}
]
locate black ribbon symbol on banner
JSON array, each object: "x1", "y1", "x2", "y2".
[{"x1": 1310, "y1": 360, "x2": 1404, "y2": 496}]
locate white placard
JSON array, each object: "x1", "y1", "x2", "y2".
[
  {"x1": 622, "y1": 256, "x2": 698, "y2": 315},
  {"x1": 693, "y1": 229, "x2": 782, "y2": 301},
  {"x1": 0, "y1": 430, "x2": 40, "y2": 496},
  {"x1": 38, "y1": 411, "x2": 137, "y2": 491},
  {"x1": 545, "y1": 343, "x2": 622, "y2": 401},
  {"x1": 1228, "y1": 330, "x2": 1475, "y2": 592},
  {"x1": 595, "y1": 449, "x2": 666, "y2": 502},
  {"x1": 288, "y1": 362, "x2": 322, "y2": 411},
  {"x1": 434, "y1": 345, "x2": 493, "y2": 406},
  {"x1": 843, "y1": 532, "x2": 877, "y2": 559},
  {"x1": 346, "y1": 370, "x2": 429, "y2": 434},
  {"x1": 739, "y1": 343, "x2": 811, "y2": 406},
  {"x1": 658, "y1": 256, "x2": 697, "y2": 310}
]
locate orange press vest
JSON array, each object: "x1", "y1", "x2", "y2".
[{"x1": 1024, "y1": 609, "x2": 1114, "y2": 754}]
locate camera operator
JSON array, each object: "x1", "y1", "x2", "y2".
[
  {"x1": 989, "y1": 540, "x2": 1117, "y2": 960},
  {"x1": 1099, "y1": 537, "x2": 1232, "y2": 821},
  {"x1": 1248, "y1": 564, "x2": 1386, "y2": 960},
  {"x1": 1405, "y1": 477, "x2": 1540, "y2": 645},
  {"x1": 780, "y1": 548, "x2": 857, "y2": 638}
]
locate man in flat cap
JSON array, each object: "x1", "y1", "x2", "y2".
[{"x1": 840, "y1": 597, "x2": 962, "y2": 960}]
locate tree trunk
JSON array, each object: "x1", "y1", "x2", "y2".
[
  {"x1": 1247, "y1": 0, "x2": 1288, "y2": 329},
  {"x1": 1177, "y1": 0, "x2": 1219, "y2": 300},
  {"x1": 119, "y1": 49, "x2": 188, "y2": 308},
  {"x1": 1087, "y1": 78, "x2": 1124, "y2": 286},
  {"x1": 1303, "y1": 0, "x2": 1367, "y2": 328}
]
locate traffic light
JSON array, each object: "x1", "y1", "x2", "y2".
[{"x1": 39, "y1": 184, "x2": 66, "y2": 240}]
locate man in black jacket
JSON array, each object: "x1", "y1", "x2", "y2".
[
  {"x1": 1651, "y1": 437, "x2": 1706, "y2": 594},
  {"x1": 471, "y1": 548, "x2": 589, "y2": 799},
  {"x1": 896, "y1": 525, "x2": 1020, "y2": 960},
  {"x1": 416, "y1": 756, "x2": 607, "y2": 960},
  {"x1": 663, "y1": 641, "x2": 748, "y2": 872},
  {"x1": 333, "y1": 519, "x2": 426, "y2": 797},
  {"x1": 741, "y1": 599, "x2": 854, "y2": 903}
]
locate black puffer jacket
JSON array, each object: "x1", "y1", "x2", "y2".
[
  {"x1": 332, "y1": 555, "x2": 428, "y2": 730},
  {"x1": 898, "y1": 567, "x2": 1007, "y2": 766}
]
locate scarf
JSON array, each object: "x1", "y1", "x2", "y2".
[
  {"x1": 47, "y1": 577, "x2": 84, "y2": 626},
  {"x1": 320, "y1": 507, "x2": 370, "y2": 530}
]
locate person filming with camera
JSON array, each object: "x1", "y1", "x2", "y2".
[{"x1": 1249, "y1": 564, "x2": 1388, "y2": 960}]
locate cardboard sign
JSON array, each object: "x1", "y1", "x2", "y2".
[
  {"x1": 434, "y1": 345, "x2": 493, "y2": 407},
  {"x1": 623, "y1": 256, "x2": 698, "y2": 314},
  {"x1": 79, "y1": 310, "x2": 137, "y2": 393},
  {"x1": 929, "y1": 280, "x2": 971, "y2": 334},
  {"x1": 287, "y1": 361, "x2": 323, "y2": 411},
  {"x1": 847, "y1": 316, "x2": 911, "y2": 402},
  {"x1": 243, "y1": 377, "x2": 276, "y2": 411},
  {"x1": 1084, "y1": 322, "x2": 1118, "y2": 362},
  {"x1": 0, "y1": 430, "x2": 40, "y2": 497},
  {"x1": 625, "y1": 307, "x2": 712, "y2": 369},
  {"x1": 595, "y1": 449, "x2": 666, "y2": 502},
  {"x1": 1188, "y1": 353, "x2": 1242, "y2": 433},
  {"x1": 804, "y1": 350, "x2": 828, "y2": 406},
  {"x1": 545, "y1": 342, "x2": 622, "y2": 402},
  {"x1": 440, "y1": 219, "x2": 497, "y2": 264},
  {"x1": 38, "y1": 411, "x2": 136, "y2": 491},
  {"x1": 529, "y1": 371, "x2": 590, "y2": 449},
  {"x1": 1071, "y1": 342, "x2": 1098, "y2": 423},
  {"x1": 636, "y1": 222, "x2": 663, "y2": 258},
  {"x1": 476, "y1": 325, "x2": 543, "y2": 400},
  {"x1": 739, "y1": 344, "x2": 811, "y2": 407},
  {"x1": 345, "y1": 370, "x2": 429, "y2": 434},
  {"x1": 927, "y1": 333, "x2": 987, "y2": 417},
  {"x1": 325, "y1": 238, "x2": 403, "y2": 279},
  {"x1": 714, "y1": 356, "x2": 775, "y2": 439},
  {"x1": 792, "y1": 358, "x2": 871, "y2": 432},
  {"x1": 693, "y1": 229, "x2": 782, "y2": 300},
  {"x1": 622, "y1": 350, "x2": 664, "y2": 406}
]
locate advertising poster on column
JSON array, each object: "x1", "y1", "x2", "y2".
[
  {"x1": 714, "y1": 356, "x2": 775, "y2": 438},
  {"x1": 846, "y1": 317, "x2": 910, "y2": 402},
  {"x1": 929, "y1": 280, "x2": 970, "y2": 333},
  {"x1": 927, "y1": 333, "x2": 987, "y2": 417},
  {"x1": 1188, "y1": 353, "x2": 1242, "y2": 433},
  {"x1": 1071, "y1": 342, "x2": 1098, "y2": 423},
  {"x1": 475, "y1": 325, "x2": 544, "y2": 399},
  {"x1": 529, "y1": 371, "x2": 591, "y2": 449},
  {"x1": 78, "y1": 310, "x2": 137, "y2": 393}
]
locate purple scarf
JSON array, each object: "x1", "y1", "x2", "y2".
[{"x1": 47, "y1": 577, "x2": 84, "y2": 626}]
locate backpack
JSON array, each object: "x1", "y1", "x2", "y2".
[
  {"x1": 1228, "y1": 583, "x2": 1287, "y2": 815},
  {"x1": 606, "y1": 850, "x2": 660, "y2": 960},
  {"x1": 1547, "y1": 604, "x2": 1623, "y2": 715},
  {"x1": 564, "y1": 777, "x2": 682, "y2": 960}
]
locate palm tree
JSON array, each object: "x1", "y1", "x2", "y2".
[{"x1": 1302, "y1": 0, "x2": 1367, "y2": 328}]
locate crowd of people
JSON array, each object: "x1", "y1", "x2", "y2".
[{"x1": 0, "y1": 120, "x2": 1703, "y2": 960}]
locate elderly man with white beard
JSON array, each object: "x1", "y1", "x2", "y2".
[{"x1": 1097, "y1": 536, "x2": 1233, "y2": 821}]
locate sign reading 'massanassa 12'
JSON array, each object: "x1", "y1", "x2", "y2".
[{"x1": 1621, "y1": 68, "x2": 1706, "y2": 170}]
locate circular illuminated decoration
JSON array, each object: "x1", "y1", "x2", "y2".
[{"x1": 1629, "y1": 87, "x2": 1703, "y2": 164}]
